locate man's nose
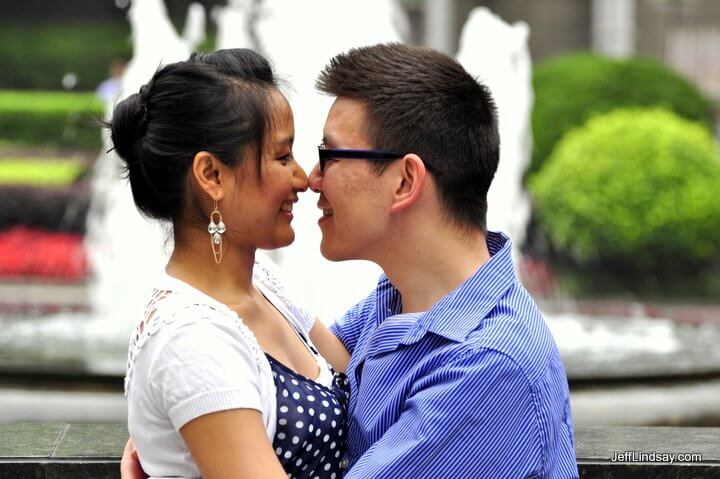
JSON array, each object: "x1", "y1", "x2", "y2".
[{"x1": 308, "y1": 162, "x2": 322, "y2": 193}]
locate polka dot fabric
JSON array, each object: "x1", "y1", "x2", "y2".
[{"x1": 268, "y1": 353, "x2": 349, "y2": 479}]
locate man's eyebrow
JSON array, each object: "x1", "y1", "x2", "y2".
[{"x1": 321, "y1": 134, "x2": 337, "y2": 147}]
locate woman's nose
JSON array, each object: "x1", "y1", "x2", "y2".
[{"x1": 293, "y1": 161, "x2": 309, "y2": 192}]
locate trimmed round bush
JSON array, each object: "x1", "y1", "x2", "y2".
[
  {"x1": 530, "y1": 53, "x2": 714, "y2": 177},
  {"x1": 530, "y1": 108, "x2": 720, "y2": 273}
]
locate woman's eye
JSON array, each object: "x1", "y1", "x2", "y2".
[{"x1": 278, "y1": 153, "x2": 293, "y2": 163}]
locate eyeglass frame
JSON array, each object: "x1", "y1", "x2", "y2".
[{"x1": 317, "y1": 147, "x2": 406, "y2": 173}]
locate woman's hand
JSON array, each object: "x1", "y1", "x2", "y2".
[
  {"x1": 180, "y1": 408, "x2": 287, "y2": 479},
  {"x1": 120, "y1": 437, "x2": 147, "y2": 479},
  {"x1": 310, "y1": 320, "x2": 350, "y2": 373}
]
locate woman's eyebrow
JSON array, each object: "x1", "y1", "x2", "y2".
[{"x1": 278, "y1": 135, "x2": 294, "y2": 147}]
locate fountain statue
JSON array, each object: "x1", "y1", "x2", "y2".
[
  {"x1": 214, "y1": 0, "x2": 254, "y2": 50},
  {"x1": 83, "y1": 0, "x2": 206, "y2": 369},
  {"x1": 456, "y1": 7, "x2": 533, "y2": 257}
]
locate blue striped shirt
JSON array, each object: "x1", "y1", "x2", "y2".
[{"x1": 330, "y1": 232, "x2": 579, "y2": 478}]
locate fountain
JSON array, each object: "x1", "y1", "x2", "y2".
[
  {"x1": 0, "y1": 0, "x2": 719, "y2": 426},
  {"x1": 83, "y1": 0, "x2": 207, "y2": 371}
]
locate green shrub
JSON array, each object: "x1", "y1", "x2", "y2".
[
  {"x1": 530, "y1": 53, "x2": 714, "y2": 178},
  {"x1": 530, "y1": 108, "x2": 720, "y2": 274},
  {"x1": 0, "y1": 22, "x2": 131, "y2": 91},
  {"x1": 0, "y1": 158, "x2": 85, "y2": 186},
  {"x1": 0, "y1": 90, "x2": 104, "y2": 149}
]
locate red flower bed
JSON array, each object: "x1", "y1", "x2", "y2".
[{"x1": 0, "y1": 226, "x2": 87, "y2": 279}]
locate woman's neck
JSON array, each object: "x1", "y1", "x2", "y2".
[{"x1": 166, "y1": 232, "x2": 256, "y2": 304}]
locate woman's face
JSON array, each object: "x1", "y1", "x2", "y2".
[{"x1": 223, "y1": 89, "x2": 308, "y2": 251}]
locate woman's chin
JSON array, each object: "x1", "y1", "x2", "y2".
[{"x1": 261, "y1": 230, "x2": 295, "y2": 250}]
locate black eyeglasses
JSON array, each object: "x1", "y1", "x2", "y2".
[{"x1": 317, "y1": 147, "x2": 405, "y2": 172}]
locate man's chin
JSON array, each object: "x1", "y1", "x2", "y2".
[{"x1": 319, "y1": 240, "x2": 349, "y2": 262}]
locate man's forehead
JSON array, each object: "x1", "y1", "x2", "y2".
[
  {"x1": 330, "y1": 96, "x2": 368, "y2": 118},
  {"x1": 323, "y1": 98, "x2": 370, "y2": 147}
]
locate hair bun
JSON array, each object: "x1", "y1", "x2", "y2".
[{"x1": 109, "y1": 91, "x2": 149, "y2": 167}]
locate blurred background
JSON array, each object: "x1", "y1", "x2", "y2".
[{"x1": 0, "y1": 0, "x2": 718, "y2": 428}]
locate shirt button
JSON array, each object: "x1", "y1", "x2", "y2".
[{"x1": 339, "y1": 458, "x2": 350, "y2": 469}]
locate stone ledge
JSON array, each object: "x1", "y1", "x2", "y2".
[{"x1": 0, "y1": 424, "x2": 718, "y2": 478}]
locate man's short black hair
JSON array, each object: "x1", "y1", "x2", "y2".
[{"x1": 316, "y1": 43, "x2": 499, "y2": 231}]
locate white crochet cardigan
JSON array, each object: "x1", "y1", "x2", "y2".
[{"x1": 124, "y1": 253, "x2": 326, "y2": 478}]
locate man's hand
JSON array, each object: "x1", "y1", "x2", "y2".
[{"x1": 120, "y1": 437, "x2": 147, "y2": 479}]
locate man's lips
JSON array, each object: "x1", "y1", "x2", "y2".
[{"x1": 317, "y1": 197, "x2": 333, "y2": 217}]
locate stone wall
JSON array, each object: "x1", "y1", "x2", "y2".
[{"x1": 1, "y1": 424, "x2": 718, "y2": 478}]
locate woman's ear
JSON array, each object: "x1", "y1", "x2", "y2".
[
  {"x1": 191, "y1": 151, "x2": 225, "y2": 201},
  {"x1": 389, "y1": 154, "x2": 427, "y2": 214}
]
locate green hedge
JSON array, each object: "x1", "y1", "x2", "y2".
[
  {"x1": 0, "y1": 22, "x2": 131, "y2": 91},
  {"x1": 0, "y1": 91, "x2": 104, "y2": 150},
  {"x1": 530, "y1": 108, "x2": 720, "y2": 274},
  {"x1": 530, "y1": 53, "x2": 714, "y2": 178},
  {"x1": 0, "y1": 158, "x2": 85, "y2": 186}
]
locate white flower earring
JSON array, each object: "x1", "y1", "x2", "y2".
[{"x1": 208, "y1": 199, "x2": 226, "y2": 264}]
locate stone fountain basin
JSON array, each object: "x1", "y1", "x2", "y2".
[
  {"x1": 548, "y1": 314, "x2": 720, "y2": 380},
  {"x1": 1, "y1": 311, "x2": 720, "y2": 381}
]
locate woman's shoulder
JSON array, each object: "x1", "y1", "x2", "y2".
[{"x1": 125, "y1": 277, "x2": 262, "y2": 396}]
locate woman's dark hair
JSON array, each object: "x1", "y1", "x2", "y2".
[{"x1": 106, "y1": 48, "x2": 278, "y2": 223}]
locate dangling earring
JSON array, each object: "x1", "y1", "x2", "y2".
[{"x1": 208, "y1": 199, "x2": 226, "y2": 264}]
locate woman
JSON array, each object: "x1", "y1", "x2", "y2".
[{"x1": 109, "y1": 48, "x2": 350, "y2": 479}]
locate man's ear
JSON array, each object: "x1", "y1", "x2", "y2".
[
  {"x1": 389, "y1": 154, "x2": 427, "y2": 214},
  {"x1": 191, "y1": 151, "x2": 226, "y2": 202}
]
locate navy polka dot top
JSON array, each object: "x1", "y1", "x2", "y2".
[{"x1": 268, "y1": 346, "x2": 350, "y2": 479}]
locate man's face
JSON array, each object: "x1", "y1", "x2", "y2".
[{"x1": 308, "y1": 97, "x2": 393, "y2": 261}]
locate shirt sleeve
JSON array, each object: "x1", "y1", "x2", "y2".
[
  {"x1": 328, "y1": 290, "x2": 376, "y2": 354},
  {"x1": 147, "y1": 315, "x2": 264, "y2": 431},
  {"x1": 344, "y1": 349, "x2": 544, "y2": 479}
]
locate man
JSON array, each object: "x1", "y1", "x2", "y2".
[
  {"x1": 306, "y1": 43, "x2": 577, "y2": 478},
  {"x1": 123, "y1": 43, "x2": 578, "y2": 478}
]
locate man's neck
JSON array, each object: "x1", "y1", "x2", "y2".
[{"x1": 377, "y1": 227, "x2": 491, "y2": 314}]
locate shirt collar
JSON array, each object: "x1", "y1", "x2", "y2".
[{"x1": 374, "y1": 231, "x2": 517, "y2": 347}]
